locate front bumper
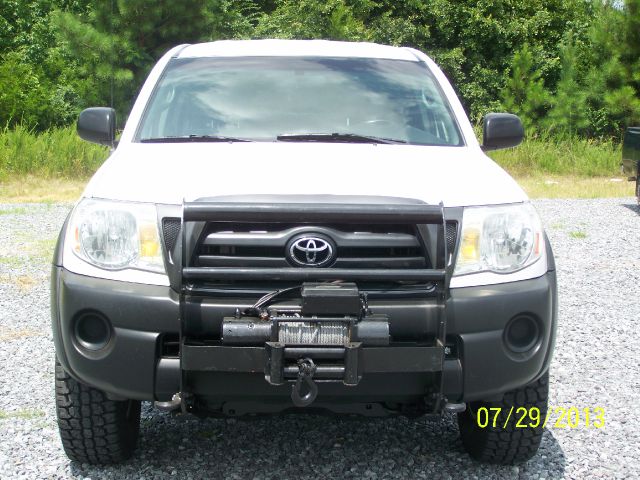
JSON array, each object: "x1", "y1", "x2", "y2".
[{"x1": 51, "y1": 266, "x2": 557, "y2": 406}]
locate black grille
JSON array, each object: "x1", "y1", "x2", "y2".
[
  {"x1": 446, "y1": 221, "x2": 458, "y2": 255},
  {"x1": 181, "y1": 201, "x2": 448, "y2": 291},
  {"x1": 162, "y1": 217, "x2": 181, "y2": 253},
  {"x1": 195, "y1": 223, "x2": 427, "y2": 269}
]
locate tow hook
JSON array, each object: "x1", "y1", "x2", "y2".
[
  {"x1": 291, "y1": 358, "x2": 318, "y2": 407},
  {"x1": 154, "y1": 393, "x2": 182, "y2": 413}
]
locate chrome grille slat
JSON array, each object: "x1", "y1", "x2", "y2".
[
  {"x1": 202, "y1": 227, "x2": 419, "y2": 248},
  {"x1": 335, "y1": 257, "x2": 426, "y2": 268}
]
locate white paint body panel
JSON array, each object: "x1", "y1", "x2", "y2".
[{"x1": 84, "y1": 142, "x2": 527, "y2": 208}]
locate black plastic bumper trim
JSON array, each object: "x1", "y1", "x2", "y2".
[
  {"x1": 181, "y1": 344, "x2": 444, "y2": 374},
  {"x1": 155, "y1": 358, "x2": 180, "y2": 401}
]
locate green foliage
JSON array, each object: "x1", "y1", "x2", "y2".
[
  {"x1": 0, "y1": 1, "x2": 91, "y2": 129},
  {"x1": 621, "y1": 0, "x2": 640, "y2": 90},
  {"x1": 211, "y1": 0, "x2": 264, "y2": 39},
  {"x1": 582, "y1": 1, "x2": 640, "y2": 136},
  {"x1": 501, "y1": 44, "x2": 549, "y2": 133},
  {"x1": 0, "y1": 51, "x2": 47, "y2": 127},
  {"x1": 545, "y1": 39, "x2": 589, "y2": 135},
  {"x1": 0, "y1": 125, "x2": 107, "y2": 179},
  {"x1": 52, "y1": 0, "x2": 221, "y2": 118},
  {"x1": 411, "y1": 0, "x2": 590, "y2": 121},
  {"x1": 254, "y1": 0, "x2": 369, "y2": 40}
]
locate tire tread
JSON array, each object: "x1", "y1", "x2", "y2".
[
  {"x1": 55, "y1": 360, "x2": 140, "y2": 464},
  {"x1": 458, "y1": 372, "x2": 549, "y2": 465}
]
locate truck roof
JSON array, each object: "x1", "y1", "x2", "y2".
[{"x1": 176, "y1": 39, "x2": 420, "y2": 61}]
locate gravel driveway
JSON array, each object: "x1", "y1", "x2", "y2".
[{"x1": 0, "y1": 198, "x2": 638, "y2": 480}]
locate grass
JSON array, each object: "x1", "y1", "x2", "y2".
[
  {"x1": 0, "y1": 234, "x2": 58, "y2": 270},
  {"x1": 26, "y1": 237, "x2": 58, "y2": 259},
  {"x1": 0, "y1": 125, "x2": 108, "y2": 180},
  {"x1": 0, "y1": 408, "x2": 45, "y2": 420},
  {"x1": 489, "y1": 134, "x2": 621, "y2": 177},
  {"x1": 0, "y1": 328, "x2": 42, "y2": 341},
  {"x1": 570, "y1": 231, "x2": 588, "y2": 239},
  {"x1": 15, "y1": 275, "x2": 38, "y2": 291},
  {"x1": 0, "y1": 206, "x2": 27, "y2": 215},
  {"x1": 0, "y1": 176, "x2": 87, "y2": 202},
  {"x1": 516, "y1": 175, "x2": 634, "y2": 199},
  {"x1": 0, "y1": 274, "x2": 39, "y2": 292},
  {"x1": 0, "y1": 255, "x2": 22, "y2": 267}
]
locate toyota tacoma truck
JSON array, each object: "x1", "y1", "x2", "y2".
[{"x1": 51, "y1": 40, "x2": 557, "y2": 466}]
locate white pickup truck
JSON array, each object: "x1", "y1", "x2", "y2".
[{"x1": 51, "y1": 40, "x2": 557, "y2": 466}]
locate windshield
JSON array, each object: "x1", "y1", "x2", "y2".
[{"x1": 137, "y1": 56, "x2": 463, "y2": 146}]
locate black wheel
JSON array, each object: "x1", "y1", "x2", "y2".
[
  {"x1": 457, "y1": 372, "x2": 549, "y2": 465},
  {"x1": 55, "y1": 358, "x2": 141, "y2": 464}
]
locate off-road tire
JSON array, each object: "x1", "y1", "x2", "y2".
[
  {"x1": 55, "y1": 359, "x2": 141, "y2": 464},
  {"x1": 458, "y1": 372, "x2": 549, "y2": 465}
]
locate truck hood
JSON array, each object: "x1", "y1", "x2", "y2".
[{"x1": 83, "y1": 142, "x2": 527, "y2": 207}]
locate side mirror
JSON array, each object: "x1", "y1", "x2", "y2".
[
  {"x1": 77, "y1": 107, "x2": 116, "y2": 147},
  {"x1": 481, "y1": 113, "x2": 524, "y2": 151}
]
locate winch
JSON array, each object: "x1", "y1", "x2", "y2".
[{"x1": 220, "y1": 282, "x2": 390, "y2": 406}]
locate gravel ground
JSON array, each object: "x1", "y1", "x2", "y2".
[{"x1": 0, "y1": 198, "x2": 638, "y2": 480}]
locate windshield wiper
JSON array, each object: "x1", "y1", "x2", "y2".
[
  {"x1": 140, "y1": 135, "x2": 249, "y2": 143},
  {"x1": 276, "y1": 133, "x2": 406, "y2": 144}
]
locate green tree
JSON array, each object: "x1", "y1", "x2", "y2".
[
  {"x1": 621, "y1": 0, "x2": 640, "y2": 90},
  {"x1": 360, "y1": 0, "x2": 430, "y2": 48},
  {"x1": 254, "y1": 0, "x2": 369, "y2": 41},
  {"x1": 52, "y1": 0, "x2": 220, "y2": 116},
  {"x1": 409, "y1": 0, "x2": 590, "y2": 120},
  {"x1": 210, "y1": 0, "x2": 265, "y2": 40},
  {"x1": 0, "y1": 51, "x2": 47, "y2": 127},
  {"x1": 501, "y1": 43, "x2": 549, "y2": 133},
  {"x1": 545, "y1": 38, "x2": 589, "y2": 136},
  {"x1": 0, "y1": 0, "x2": 91, "y2": 129},
  {"x1": 584, "y1": 0, "x2": 640, "y2": 136}
]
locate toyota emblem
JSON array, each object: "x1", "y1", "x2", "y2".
[{"x1": 287, "y1": 235, "x2": 336, "y2": 267}]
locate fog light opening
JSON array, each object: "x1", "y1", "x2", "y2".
[
  {"x1": 74, "y1": 311, "x2": 112, "y2": 351},
  {"x1": 504, "y1": 315, "x2": 540, "y2": 353}
]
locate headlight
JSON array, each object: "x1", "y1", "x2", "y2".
[
  {"x1": 454, "y1": 203, "x2": 543, "y2": 276},
  {"x1": 69, "y1": 199, "x2": 165, "y2": 273}
]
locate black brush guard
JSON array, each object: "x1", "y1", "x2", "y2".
[{"x1": 178, "y1": 201, "x2": 451, "y2": 411}]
